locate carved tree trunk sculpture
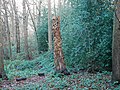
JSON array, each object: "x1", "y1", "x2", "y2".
[{"x1": 52, "y1": 16, "x2": 69, "y2": 74}]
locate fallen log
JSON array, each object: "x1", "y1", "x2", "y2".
[
  {"x1": 16, "y1": 78, "x2": 27, "y2": 81},
  {"x1": 38, "y1": 73, "x2": 45, "y2": 77}
]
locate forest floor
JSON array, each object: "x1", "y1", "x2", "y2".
[
  {"x1": 1, "y1": 71, "x2": 119, "y2": 90},
  {"x1": 0, "y1": 52, "x2": 120, "y2": 90},
  {"x1": 1, "y1": 75, "x2": 45, "y2": 90}
]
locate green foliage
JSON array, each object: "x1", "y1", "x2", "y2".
[
  {"x1": 3, "y1": 52, "x2": 120, "y2": 89},
  {"x1": 36, "y1": 7, "x2": 48, "y2": 53},
  {"x1": 5, "y1": 52, "x2": 54, "y2": 79},
  {"x1": 60, "y1": 0, "x2": 113, "y2": 70},
  {"x1": 8, "y1": 0, "x2": 113, "y2": 72},
  {"x1": 2, "y1": 0, "x2": 116, "y2": 89}
]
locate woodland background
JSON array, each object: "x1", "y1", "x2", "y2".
[{"x1": 0, "y1": 0, "x2": 120, "y2": 89}]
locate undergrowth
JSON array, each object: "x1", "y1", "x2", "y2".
[
  {"x1": 2, "y1": 52, "x2": 120, "y2": 90},
  {"x1": 4, "y1": 52, "x2": 54, "y2": 79}
]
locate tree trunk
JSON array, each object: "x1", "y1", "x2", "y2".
[
  {"x1": 48, "y1": 0, "x2": 52, "y2": 51},
  {"x1": 52, "y1": 16, "x2": 69, "y2": 74},
  {"x1": 10, "y1": 0, "x2": 15, "y2": 45},
  {"x1": 23, "y1": 0, "x2": 32, "y2": 60},
  {"x1": 112, "y1": 0, "x2": 120, "y2": 83},
  {"x1": 3, "y1": 0, "x2": 12, "y2": 59},
  {"x1": 54, "y1": 0, "x2": 56, "y2": 16},
  {"x1": 2, "y1": 18, "x2": 9, "y2": 59},
  {"x1": 13, "y1": 0, "x2": 20, "y2": 53},
  {"x1": 0, "y1": 0, "x2": 8, "y2": 80}
]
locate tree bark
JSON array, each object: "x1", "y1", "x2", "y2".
[
  {"x1": 3, "y1": 0, "x2": 12, "y2": 59},
  {"x1": 2, "y1": 17, "x2": 9, "y2": 59},
  {"x1": 112, "y1": 0, "x2": 120, "y2": 83},
  {"x1": 23, "y1": 0, "x2": 32, "y2": 60},
  {"x1": 11, "y1": 0, "x2": 20, "y2": 53},
  {"x1": 0, "y1": 0, "x2": 8, "y2": 80},
  {"x1": 48, "y1": 0, "x2": 52, "y2": 51},
  {"x1": 52, "y1": 16, "x2": 69, "y2": 74},
  {"x1": 13, "y1": 0, "x2": 20, "y2": 53},
  {"x1": 10, "y1": 0, "x2": 15, "y2": 45}
]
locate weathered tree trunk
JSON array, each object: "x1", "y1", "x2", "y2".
[
  {"x1": 52, "y1": 16, "x2": 69, "y2": 74},
  {"x1": 48, "y1": 0, "x2": 52, "y2": 51},
  {"x1": 23, "y1": 0, "x2": 32, "y2": 60},
  {"x1": 3, "y1": 0, "x2": 12, "y2": 59},
  {"x1": 0, "y1": 29, "x2": 8, "y2": 79},
  {"x1": 13, "y1": 0, "x2": 20, "y2": 53},
  {"x1": 10, "y1": 0, "x2": 15, "y2": 45},
  {"x1": 0, "y1": 0, "x2": 8, "y2": 80},
  {"x1": 112, "y1": 0, "x2": 120, "y2": 83},
  {"x1": 2, "y1": 18, "x2": 9, "y2": 59}
]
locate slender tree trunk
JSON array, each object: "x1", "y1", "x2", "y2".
[
  {"x1": 23, "y1": 0, "x2": 32, "y2": 60},
  {"x1": 0, "y1": 0, "x2": 8, "y2": 80},
  {"x1": 58, "y1": 0, "x2": 61, "y2": 15},
  {"x1": 13, "y1": 0, "x2": 20, "y2": 53},
  {"x1": 2, "y1": 18, "x2": 9, "y2": 59},
  {"x1": 54, "y1": 0, "x2": 56, "y2": 16},
  {"x1": 52, "y1": 16, "x2": 69, "y2": 74},
  {"x1": 48, "y1": 0, "x2": 52, "y2": 51},
  {"x1": 112, "y1": 0, "x2": 120, "y2": 83},
  {"x1": 3, "y1": 0, "x2": 12, "y2": 59},
  {"x1": 10, "y1": 0, "x2": 15, "y2": 45}
]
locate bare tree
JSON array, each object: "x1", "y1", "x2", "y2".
[
  {"x1": 3, "y1": 0, "x2": 12, "y2": 59},
  {"x1": 0, "y1": 0, "x2": 8, "y2": 80},
  {"x1": 48, "y1": 0, "x2": 52, "y2": 51},
  {"x1": 23, "y1": 0, "x2": 32, "y2": 60},
  {"x1": 2, "y1": 16, "x2": 9, "y2": 59},
  {"x1": 9, "y1": 0, "x2": 15, "y2": 45},
  {"x1": 26, "y1": 0, "x2": 42, "y2": 54},
  {"x1": 12, "y1": 0, "x2": 20, "y2": 53}
]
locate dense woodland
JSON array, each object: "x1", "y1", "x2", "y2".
[{"x1": 0, "y1": 0, "x2": 120, "y2": 89}]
